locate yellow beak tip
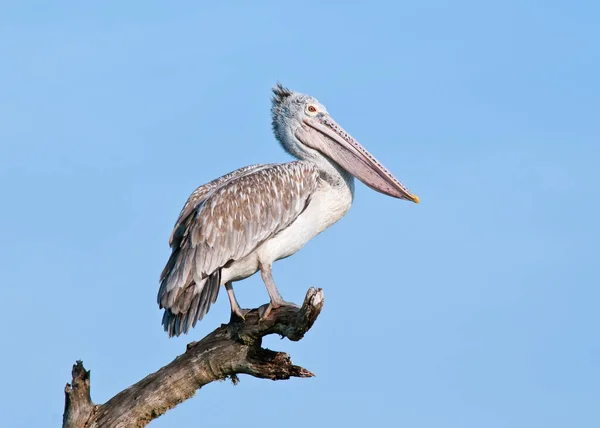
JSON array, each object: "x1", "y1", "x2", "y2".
[{"x1": 413, "y1": 195, "x2": 420, "y2": 204}]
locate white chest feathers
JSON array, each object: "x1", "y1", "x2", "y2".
[{"x1": 257, "y1": 177, "x2": 354, "y2": 263}]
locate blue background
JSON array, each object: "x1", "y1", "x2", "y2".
[{"x1": 1, "y1": 1, "x2": 598, "y2": 427}]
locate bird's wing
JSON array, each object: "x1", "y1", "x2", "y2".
[
  {"x1": 159, "y1": 161, "x2": 319, "y2": 336},
  {"x1": 168, "y1": 163, "x2": 270, "y2": 247}
]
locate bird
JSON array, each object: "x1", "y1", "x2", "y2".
[{"x1": 158, "y1": 83, "x2": 419, "y2": 337}]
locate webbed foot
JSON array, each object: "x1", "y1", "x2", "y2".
[{"x1": 259, "y1": 300, "x2": 299, "y2": 320}]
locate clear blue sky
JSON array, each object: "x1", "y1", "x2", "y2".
[{"x1": 1, "y1": 1, "x2": 598, "y2": 427}]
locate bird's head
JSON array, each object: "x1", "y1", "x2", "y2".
[{"x1": 271, "y1": 83, "x2": 419, "y2": 203}]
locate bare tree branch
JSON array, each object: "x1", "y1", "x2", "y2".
[{"x1": 62, "y1": 287, "x2": 324, "y2": 428}]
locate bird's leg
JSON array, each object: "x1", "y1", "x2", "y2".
[
  {"x1": 259, "y1": 263, "x2": 297, "y2": 319},
  {"x1": 225, "y1": 282, "x2": 250, "y2": 320}
]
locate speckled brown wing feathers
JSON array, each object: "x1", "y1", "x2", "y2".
[{"x1": 159, "y1": 161, "x2": 319, "y2": 336}]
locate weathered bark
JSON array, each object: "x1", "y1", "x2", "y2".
[{"x1": 62, "y1": 287, "x2": 324, "y2": 428}]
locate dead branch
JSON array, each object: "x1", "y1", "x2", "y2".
[{"x1": 62, "y1": 287, "x2": 324, "y2": 428}]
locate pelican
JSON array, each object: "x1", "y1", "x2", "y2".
[{"x1": 158, "y1": 83, "x2": 419, "y2": 337}]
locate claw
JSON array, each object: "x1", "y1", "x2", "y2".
[
  {"x1": 230, "y1": 307, "x2": 251, "y2": 322},
  {"x1": 259, "y1": 302, "x2": 276, "y2": 320}
]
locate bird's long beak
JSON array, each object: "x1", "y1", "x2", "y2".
[{"x1": 295, "y1": 114, "x2": 419, "y2": 203}]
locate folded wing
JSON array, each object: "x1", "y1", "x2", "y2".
[{"x1": 158, "y1": 161, "x2": 319, "y2": 336}]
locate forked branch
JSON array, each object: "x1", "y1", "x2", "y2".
[{"x1": 62, "y1": 287, "x2": 324, "y2": 428}]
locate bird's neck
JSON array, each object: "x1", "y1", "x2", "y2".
[{"x1": 304, "y1": 151, "x2": 355, "y2": 196}]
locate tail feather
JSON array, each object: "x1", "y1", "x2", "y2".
[{"x1": 160, "y1": 270, "x2": 221, "y2": 337}]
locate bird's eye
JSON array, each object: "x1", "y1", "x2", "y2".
[{"x1": 306, "y1": 105, "x2": 318, "y2": 115}]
